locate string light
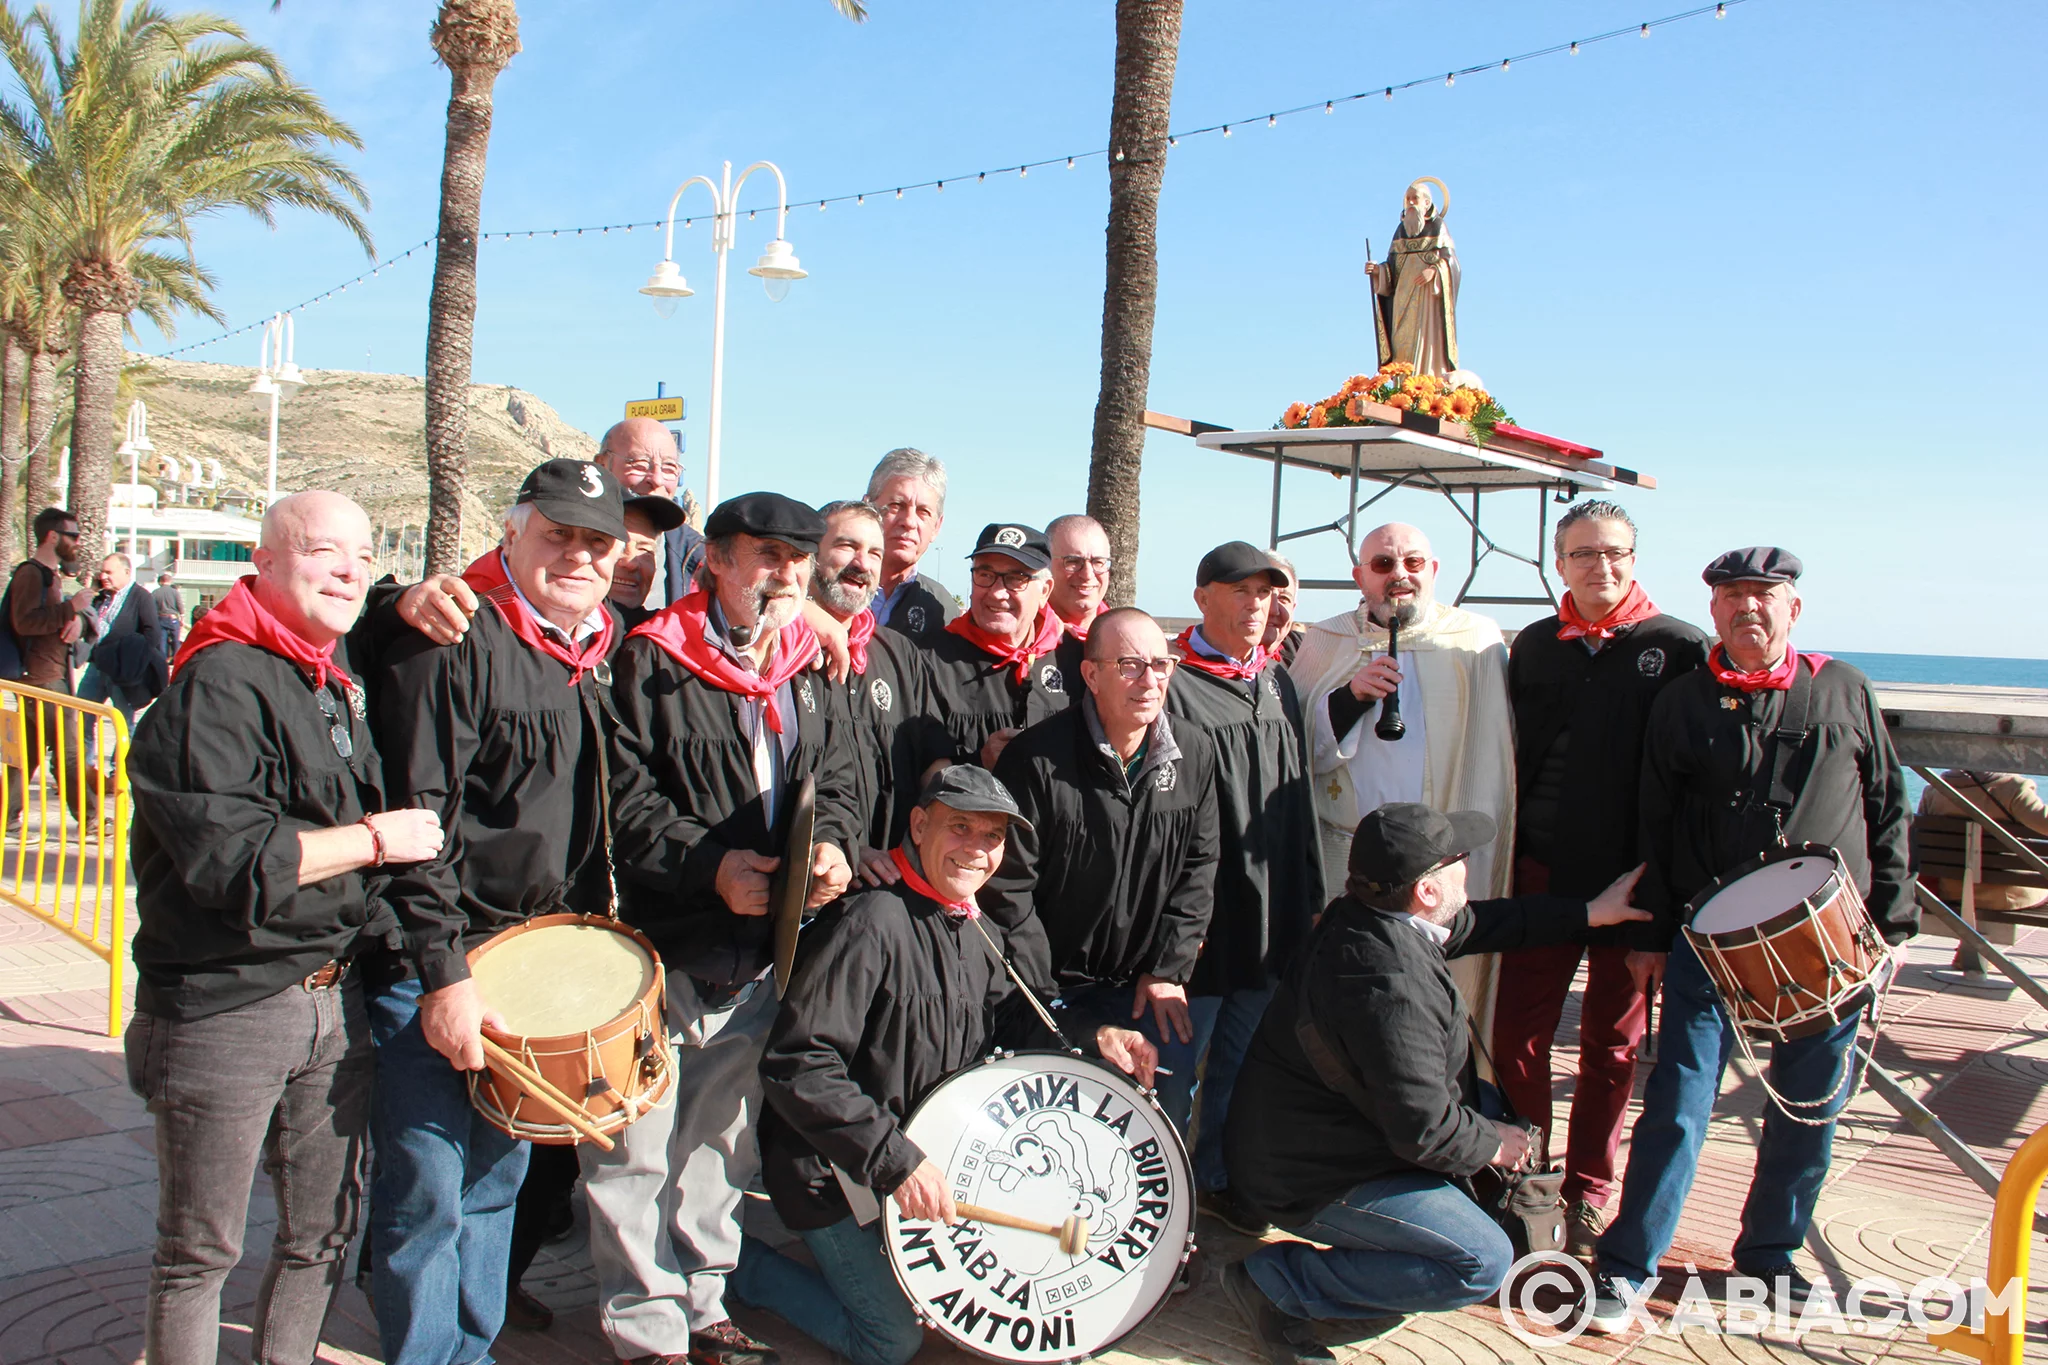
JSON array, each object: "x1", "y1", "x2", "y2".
[
  {"x1": 1445, "y1": 72, "x2": 1455, "y2": 86},
  {"x1": 1067, "y1": 156, "x2": 1075, "y2": 168},
  {"x1": 1324, "y1": 100, "x2": 1333, "y2": 113},
  {"x1": 1571, "y1": 41, "x2": 1580, "y2": 53},
  {"x1": 1501, "y1": 58, "x2": 1511, "y2": 70},
  {"x1": 1640, "y1": 22, "x2": 1651, "y2": 36},
  {"x1": 1266, "y1": 114, "x2": 1276, "y2": 126},
  {"x1": 1222, "y1": 123, "x2": 1232, "y2": 136}
]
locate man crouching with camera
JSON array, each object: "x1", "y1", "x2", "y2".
[{"x1": 1220, "y1": 803, "x2": 1650, "y2": 1363}]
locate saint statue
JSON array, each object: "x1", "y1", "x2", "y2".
[{"x1": 1366, "y1": 177, "x2": 1460, "y2": 378}]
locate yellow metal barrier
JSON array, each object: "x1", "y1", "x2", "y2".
[
  {"x1": 0, "y1": 679, "x2": 131, "y2": 1037},
  {"x1": 1928, "y1": 1119, "x2": 2048, "y2": 1364}
]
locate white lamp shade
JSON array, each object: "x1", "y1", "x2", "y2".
[
  {"x1": 640, "y1": 259, "x2": 694, "y2": 300},
  {"x1": 748, "y1": 239, "x2": 807, "y2": 281},
  {"x1": 115, "y1": 440, "x2": 135, "y2": 457},
  {"x1": 247, "y1": 372, "x2": 280, "y2": 408},
  {"x1": 273, "y1": 361, "x2": 307, "y2": 399}
]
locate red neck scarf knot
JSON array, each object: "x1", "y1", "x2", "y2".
[
  {"x1": 629, "y1": 589, "x2": 820, "y2": 733},
  {"x1": 460, "y1": 552, "x2": 616, "y2": 685},
  {"x1": 946, "y1": 606, "x2": 1065, "y2": 684},
  {"x1": 1708, "y1": 644, "x2": 1832, "y2": 693},
  {"x1": 171, "y1": 576, "x2": 355, "y2": 692},
  {"x1": 847, "y1": 607, "x2": 877, "y2": 677},
  {"x1": 1171, "y1": 625, "x2": 1271, "y2": 682},
  {"x1": 890, "y1": 845, "x2": 979, "y2": 919},
  {"x1": 1556, "y1": 581, "x2": 1659, "y2": 642}
]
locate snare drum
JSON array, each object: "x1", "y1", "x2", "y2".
[
  {"x1": 1683, "y1": 844, "x2": 1890, "y2": 1041},
  {"x1": 466, "y1": 913, "x2": 674, "y2": 1144},
  {"x1": 882, "y1": 1051, "x2": 1194, "y2": 1363}
]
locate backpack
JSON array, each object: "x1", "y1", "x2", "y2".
[{"x1": 0, "y1": 561, "x2": 37, "y2": 683}]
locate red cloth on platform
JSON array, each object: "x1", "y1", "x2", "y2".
[
  {"x1": 1556, "y1": 582, "x2": 1659, "y2": 643},
  {"x1": 945, "y1": 607, "x2": 1064, "y2": 684},
  {"x1": 172, "y1": 575, "x2": 355, "y2": 692},
  {"x1": 629, "y1": 589, "x2": 819, "y2": 733}
]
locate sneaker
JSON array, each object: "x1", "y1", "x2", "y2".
[
  {"x1": 1584, "y1": 1273, "x2": 1638, "y2": 1337},
  {"x1": 1219, "y1": 1261, "x2": 1335, "y2": 1365},
  {"x1": 687, "y1": 1321, "x2": 779, "y2": 1365},
  {"x1": 1198, "y1": 1187, "x2": 1274, "y2": 1238},
  {"x1": 504, "y1": 1284, "x2": 553, "y2": 1332},
  {"x1": 1563, "y1": 1199, "x2": 1607, "y2": 1259},
  {"x1": 1732, "y1": 1264, "x2": 1821, "y2": 1312}
]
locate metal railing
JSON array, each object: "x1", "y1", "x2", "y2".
[
  {"x1": 1927, "y1": 1118, "x2": 2048, "y2": 1364},
  {"x1": 0, "y1": 680, "x2": 131, "y2": 1036}
]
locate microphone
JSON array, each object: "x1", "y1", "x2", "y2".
[{"x1": 1374, "y1": 612, "x2": 1406, "y2": 741}]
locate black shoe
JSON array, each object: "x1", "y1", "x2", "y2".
[
  {"x1": 505, "y1": 1284, "x2": 554, "y2": 1331},
  {"x1": 1732, "y1": 1264, "x2": 1821, "y2": 1312},
  {"x1": 1199, "y1": 1187, "x2": 1273, "y2": 1237},
  {"x1": 1220, "y1": 1261, "x2": 1335, "y2": 1365},
  {"x1": 1584, "y1": 1272, "x2": 1638, "y2": 1337},
  {"x1": 688, "y1": 1320, "x2": 779, "y2": 1365}
]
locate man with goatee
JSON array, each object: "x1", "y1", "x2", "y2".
[
  {"x1": 923, "y1": 523, "x2": 1073, "y2": 771},
  {"x1": 589, "y1": 492, "x2": 862, "y2": 1365}
]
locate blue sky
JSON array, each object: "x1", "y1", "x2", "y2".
[{"x1": 130, "y1": 0, "x2": 2048, "y2": 654}]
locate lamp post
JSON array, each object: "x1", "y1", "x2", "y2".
[
  {"x1": 113, "y1": 400, "x2": 154, "y2": 556},
  {"x1": 246, "y1": 312, "x2": 306, "y2": 503},
  {"x1": 639, "y1": 160, "x2": 808, "y2": 509}
]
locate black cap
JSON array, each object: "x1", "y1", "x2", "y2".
[
  {"x1": 1197, "y1": 540, "x2": 1289, "y2": 588},
  {"x1": 624, "y1": 495, "x2": 686, "y2": 534},
  {"x1": 967, "y1": 523, "x2": 1051, "y2": 572},
  {"x1": 517, "y1": 459, "x2": 629, "y2": 541},
  {"x1": 914, "y1": 764, "x2": 1034, "y2": 833},
  {"x1": 1347, "y1": 803, "x2": 1496, "y2": 892},
  {"x1": 704, "y1": 492, "x2": 827, "y2": 556},
  {"x1": 1701, "y1": 546, "x2": 1802, "y2": 587}
]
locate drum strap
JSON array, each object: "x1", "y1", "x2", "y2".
[
  {"x1": 968, "y1": 917, "x2": 1077, "y2": 1054},
  {"x1": 1759, "y1": 662, "x2": 1815, "y2": 843},
  {"x1": 580, "y1": 670, "x2": 622, "y2": 918}
]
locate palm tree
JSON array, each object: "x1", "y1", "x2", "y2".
[
  {"x1": 1085, "y1": 0, "x2": 1182, "y2": 608},
  {"x1": 0, "y1": 0, "x2": 370, "y2": 558}
]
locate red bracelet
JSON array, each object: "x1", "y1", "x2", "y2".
[{"x1": 361, "y1": 817, "x2": 386, "y2": 868}]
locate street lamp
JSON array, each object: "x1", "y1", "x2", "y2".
[
  {"x1": 113, "y1": 399, "x2": 154, "y2": 556},
  {"x1": 246, "y1": 311, "x2": 305, "y2": 502},
  {"x1": 640, "y1": 159, "x2": 808, "y2": 508}
]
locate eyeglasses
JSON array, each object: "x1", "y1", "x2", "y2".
[
  {"x1": 1110, "y1": 655, "x2": 1177, "y2": 681},
  {"x1": 970, "y1": 565, "x2": 1046, "y2": 593},
  {"x1": 1059, "y1": 555, "x2": 1112, "y2": 578},
  {"x1": 615, "y1": 458, "x2": 680, "y2": 476},
  {"x1": 316, "y1": 689, "x2": 353, "y2": 759},
  {"x1": 1366, "y1": 553, "x2": 1429, "y2": 575},
  {"x1": 1565, "y1": 547, "x2": 1635, "y2": 565}
]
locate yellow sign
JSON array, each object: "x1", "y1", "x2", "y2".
[{"x1": 624, "y1": 396, "x2": 684, "y2": 421}]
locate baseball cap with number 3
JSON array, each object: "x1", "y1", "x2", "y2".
[{"x1": 517, "y1": 459, "x2": 629, "y2": 542}]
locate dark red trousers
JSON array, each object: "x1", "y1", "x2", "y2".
[{"x1": 1490, "y1": 856, "x2": 1648, "y2": 1207}]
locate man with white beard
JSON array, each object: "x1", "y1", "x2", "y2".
[{"x1": 1366, "y1": 179, "x2": 1461, "y2": 379}]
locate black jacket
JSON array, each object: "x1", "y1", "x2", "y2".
[
  {"x1": 129, "y1": 641, "x2": 394, "y2": 1020},
  {"x1": 877, "y1": 573, "x2": 957, "y2": 643},
  {"x1": 1635, "y1": 656, "x2": 1913, "y2": 950},
  {"x1": 923, "y1": 627, "x2": 1073, "y2": 767},
  {"x1": 84, "y1": 583, "x2": 166, "y2": 706},
  {"x1": 1226, "y1": 891, "x2": 1587, "y2": 1226},
  {"x1": 841, "y1": 627, "x2": 952, "y2": 850},
  {"x1": 607, "y1": 631, "x2": 862, "y2": 987},
  {"x1": 1165, "y1": 662, "x2": 1325, "y2": 995},
  {"x1": 1508, "y1": 612, "x2": 1709, "y2": 897},
  {"x1": 983, "y1": 701, "x2": 1219, "y2": 992},
  {"x1": 376, "y1": 602, "x2": 616, "y2": 991}
]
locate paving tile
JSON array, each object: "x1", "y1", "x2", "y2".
[
  {"x1": 0, "y1": 1132, "x2": 160, "y2": 1212},
  {"x1": 0, "y1": 1092, "x2": 114, "y2": 1151}
]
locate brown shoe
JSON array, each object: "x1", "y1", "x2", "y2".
[
  {"x1": 504, "y1": 1284, "x2": 553, "y2": 1331},
  {"x1": 1564, "y1": 1199, "x2": 1607, "y2": 1259},
  {"x1": 688, "y1": 1320, "x2": 779, "y2": 1365}
]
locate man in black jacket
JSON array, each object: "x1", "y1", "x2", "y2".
[
  {"x1": 1222, "y1": 804, "x2": 1648, "y2": 1362},
  {"x1": 78, "y1": 551, "x2": 165, "y2": 731},
  {"x1": 591, "y1": 492, "x2": 860, "y2": 1365},
  {"x1": 923, "y1": 523, "x2": 1072, "y2": 770},
  {"x1": 865, "y1": 447, "x2": 957, "y2": 642},
  {"x1": 983, "y1": 606, "x2": 1219, "y2": 1130},
  {"x1": 1489, "y1": 501, "x2": 1709, "y2": 1255},
  {"x1": 734, "y1": 765, "x2": 1155, "y2": 1365},
  {"x1": 1589, "y1": 547, "x2": 1912, "y2": 1330}
]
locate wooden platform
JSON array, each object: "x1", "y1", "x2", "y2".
[
  {"x1": 1193, "y1": 423, "x2": 1651, "y2": 494},
  {"x1": 1875, "y1": 683, "x2": 2048, "y2": 773}
]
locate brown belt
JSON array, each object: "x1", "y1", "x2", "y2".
[{"x1": 302, "y1": 960, "x2": 348, "y2": 991}]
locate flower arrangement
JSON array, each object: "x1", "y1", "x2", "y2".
[{"x1": 1280, "y1": 363, "x2": 1510, "y2": 444}]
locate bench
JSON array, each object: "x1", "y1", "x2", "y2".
[{"x1": 1910, "y1": 812, "x2": 2048, "y2": 947}]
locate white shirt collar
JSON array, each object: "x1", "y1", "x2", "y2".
[{"x1": 1403, "y1": 913, "x2": 1452, "y2": 947}]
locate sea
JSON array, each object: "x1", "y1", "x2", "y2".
[{"x1": 1827, "y1": 652, "x2": 2048, "y2": 799}]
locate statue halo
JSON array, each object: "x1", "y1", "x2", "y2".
[{"x1": 1407, "y1": 176, "x2": 1451, "y2": 221}]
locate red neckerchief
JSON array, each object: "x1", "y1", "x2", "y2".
[
  {"x1": 629, "y1": 589, "x2": 819, "y2": 733},
  {"x1": 945, "y1": 606, "x2": 1065, "y2": 684},
  {"x1": 460, "y1": 552, "x2": 616, "y2": 686},
  {"x1": 1062, "y1": 608, "x2": 1098, "y2": 643},
  {"x1": 1707, "y1": 644, "x2": 1833, "y2": 693},
  {"x1": 1171, "y1": 625, "x2": 1271, "y2": 682},
  {"x1": 846, "y1": 607, "x2": 877, "y2": 677},
  {"x1": 1556, "y1": 581, "x2": 1659, "y2": 642},
  {"x1": 890, "y1": 845, "x2": 979, "y2": 920},
  {"x1": 172, "y1": 575, "x2": 355, "y2": 692}
]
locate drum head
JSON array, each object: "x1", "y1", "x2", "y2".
[
  {"x1": 471, "y1": 921, "x2": 654, "y2": 1036},
  {"x1": 1691, "y1": 854, "x2": 1836, "y2": 935},
  {"x1": 883, "y1": 1052, "x2": 1193, "y2": 1363}
]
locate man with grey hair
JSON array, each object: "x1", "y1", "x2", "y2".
[
  {"x1": 865, "y1": 447, "x2": 957, "y2": 641},
  {"x1": 1263, "y1": 552, "x2": 1303, "y2": 668}
]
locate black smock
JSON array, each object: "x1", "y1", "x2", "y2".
[
  {"x1": 129, "y1": 641, "x2": 395, "y2": 1020},
  {"x1": 606, "y1": 632, "x2": 862, "y2": 989},
  {"x1": 982, "y1": 702, "x2": 1220, "y2": 993},
  {"x1": 1508, "y1": 612, "x2": 1709, "y2": 897},
  {"x1": 922, "y1": 628, "x2": 1073, "y2": 767},
  {"x1": 376, "y1": 603, "x2": 615, "y2": 991},
  {"x1": 1165, "y1": 662, "x2": 1325, "y2": 996},
  {"x1": 877, "y1": 574, "x2": 958, "y2": 644},
  {"x1": 1634, "y1": 656, "x2": 1914, "y2": 951},
  {"x1": 1226, "y1": 891, "x2": 1586, "y2": 1227},
  {"x1": 841, "y1": 627, "x2": 953, "y2": 851}
]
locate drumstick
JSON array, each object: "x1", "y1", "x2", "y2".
[
  {"x1": 953, "y1": 1201, "x2": 1090, "y2": 1257},
  {"x1": 478, "y1": 1037, "x2": 617, "y2": 1152}
]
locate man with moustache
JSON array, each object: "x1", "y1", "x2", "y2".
[
  {"x1": 591, "y1": 492, "x2": 862, "y2": 1365},
  {"x1": 923, "y1": 523, "x2": 1073, "y2": 771},
  {"x1": 1587, "y1": 548, "x2": 1912, "y2": 1331},
  {"x1": 1488, "y1": 501, "x2": 1708, "y2": 1256},
  {"x1": 1046, "y1": 513, "x2": 1113, "y2": 640},
  {"x1": 982, "y1": 606, "x2": 1219, "y2": 1130},
  {"x1": 1165, "y1": 541, "x2": 1325, "y2": 1235},
  {"x1": 371, "y1": 460, "x2": 633, "y2": 1365},
  {"x1": 596, "y1": 415, "x2": 704, "y2": 605},
  {"x1": 6, "y1": 507, "x2": 96, "y2": 825},
  {"x1": 865, "y1": 448, "x2": 957, "y2": 642}
]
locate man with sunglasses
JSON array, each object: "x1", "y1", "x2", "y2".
[
  {"x1": 922, "y1": 522, "x2": 1074, "y2": 771},
  {"x1": 5, "y1": 507, "x2": 97, "y2": 825},
  {"x1": 1045, "y1": 513, "x2": 1113, "y2": 640}
]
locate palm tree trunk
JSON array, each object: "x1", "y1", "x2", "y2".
[
  {"x1": 23, "y1": 343, "x2": 59, "y2": 538},
  {"x1": 1, "y1": 335, "x2": 23, "y2": 553},
  {"x1": 1085, "y1": 0, "x2": 1182, "y2": 609},
  {"x1": 67, "y1": 307, "x2": 124, "y2": 558},
  {"x1": 422, "y1": 0, "x2": 521, "y2": 576}
]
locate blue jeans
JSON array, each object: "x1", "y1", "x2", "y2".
[
  {"x1": 369, "y1": 976, "x2": 531, "y2": 1365},
  {"x1": 1596, "y1": 938, "x2": 1859, "y2": 1286},
  {"x1": 1189, "y1": 986, "x2": 1273, "y2": 1192},
  {"x1": 732, "y1": 1222, "x2": 923, "y2": 1365},
  {"x1": 1058, "y1": 981, "x2": 1205, "y2": 1135},
  {"x1": 1245, "y1": 1171, "x2": 1514, "y2": 1319}
]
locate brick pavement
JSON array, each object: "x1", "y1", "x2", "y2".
[{"x1": 3, "y1": 898, "x2": 2046, "y2": 1365}]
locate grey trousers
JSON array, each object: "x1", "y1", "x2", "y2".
[
  {"x1": 580, "y1": 971, "x2": 778, "y2": 1356},
  {"x1": 124, "y1": 977, "x2": 373, "y2": 1365}
]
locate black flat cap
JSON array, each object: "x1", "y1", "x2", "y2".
[
  {"x1": 1348, "y1": 803, "x2": 1496, "y2": 892},
  {"x1": 1197, "y1": 540, "x2": 1290, "y2": 588},
  {"x1": 624, "y1": 495, "x2": 685, "y2": 534},
  {"x1": 705, "y1": 492, "x2": 826, "y2": 556},
  {"x1": 915, "y1": 764, "x2": 1034, "y2": 833},
  {"x1": 519, "y1": 459, "x2": 628, "y2": 541},
  {"x1": 1702, "y1": 546, "x2": 1802, "y2": 587},
  {"x1": 967, "y1": 523, "x2": 1051, "y2": 572}
]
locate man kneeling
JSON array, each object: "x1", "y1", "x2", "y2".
[
  {"x1": 736, "y1": 766, "x2": 1157, "y2": 1365},
  {"x1": 1220, "y1": 804, "x2": 1648, "y2": 1363}
]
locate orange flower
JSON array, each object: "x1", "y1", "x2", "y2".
[
  {"x1": 1385, "y1": 392, "x2": 1415, "y2": 411},
  {"x1": 1283, "y1": 402, "x2": 1311, "y2": 428},
  {"x1": 1307, "y1": 404, "x2": 1329, "y2": 428},
  {"x1": 1383, "y1": 361, "x2": 1415, "y2": 377},
  {"x1": 1341, "y1": 374, "x2": 1374, "y2": 397},
  {"x1": 1446, "y1": 391, "x2": 1478, "y2": 420}
]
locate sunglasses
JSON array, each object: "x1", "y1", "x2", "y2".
[
  {"x1": 1366, "y1": 553, "x2": 1429, "y2": 575},
  {"x1": 316, "y1": 689, "x2": 353, "y2": 759}
]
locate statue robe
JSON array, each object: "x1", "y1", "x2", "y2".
[{"x1": 1372, "y1": 215, "x2": 1460, "y2": 377}]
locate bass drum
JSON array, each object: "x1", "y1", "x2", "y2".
[{"x1": 882, "y1": 1050, "x2": 1194, "y2": 1364}]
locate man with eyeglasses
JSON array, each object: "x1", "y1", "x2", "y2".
[
  {"x1": 597, "y1": 416, "x2": 704, "y2": 607},
  {"x1": 981, "y1": 606, "x2": 1220, "y2": 1136},
  {"x1": 1045, "y1": 513, "x2": 1113, "y2": 640},
  {"x1": 865, "y1": 448, "x2": 958, "y2": 643},
  {"x1": 1487, "y1": 500, "x2": 1708, "y2": 1258},
  {"x1": 923, "y1": 522, "x2": 1073, "y2": 771}
]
